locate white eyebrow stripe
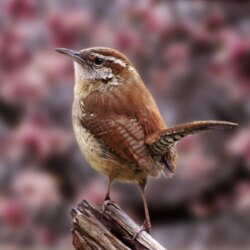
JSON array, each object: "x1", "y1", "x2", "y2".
[{"x1": 91, "y1": 52, "x2": 127, "y2": 68}]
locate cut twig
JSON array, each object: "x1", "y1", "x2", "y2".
[{"x1": 71, "y1": 200, "x2": 167, "y2": 250}]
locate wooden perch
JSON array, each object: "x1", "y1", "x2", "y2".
[{"x1": 71, "y1": 200, "x2": 167, "y2": 250}]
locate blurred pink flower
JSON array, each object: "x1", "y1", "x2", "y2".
[
  {"x1": 177, "y1": 139, "x2": 216, "y2": 180},
  {"x1": 227, "y1": 127, "x2": 250, "y2": 168},
  {"x1": 47, "y1": 10, "x2": 91, "y2": 47},
  {"x1": 0, "y1": 198, "x2": 27, "y2": 228},
  {"x1": 233, "y1": 181, "x2": 250, "y2": 211},
  {"x1": 4, "y1": 0, "x2": 39, "y2": 20},
  {"x1": 76, "y1": 179, "x2": 120, "y2": 205},
  {"x1": 164, "y1": 42, "x2": 189, "y2": 77},
  {"x1": 13, "y1": 169, "x2": 62, "y2": 210},
  {"x1": 33, "y1": 51, "x2": 72, "y2": 81},
  {"x1": 115, "y1": 30, "x2": 137, "y2": 51},
  {"x1": 35, "y1": 227, "x2": 57, "y2": 245},
  {"x1": 203, "y1": 6, "x2": 225, "y2": 33},
  {"x1": 1, "y1": 114, "x2": 73, "y2": 161}
]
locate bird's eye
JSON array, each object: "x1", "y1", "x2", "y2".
[{"x1": 94, "y1": 57, "x2": 104, "y2": 65}]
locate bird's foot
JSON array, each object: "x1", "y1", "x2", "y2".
[
  {"x1": 104, "y1": 193, "x2": 111, "y2": 202},
  {"x1": 132, "y1": 219, "x2": 151, "y2": 240},
  {"x1": 102, "y1": 196, "x2": 112, "y2": 218}
]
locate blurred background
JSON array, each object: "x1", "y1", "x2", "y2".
[{"x1": 0, "y1": 0, "x2": 249, "y2": 249}]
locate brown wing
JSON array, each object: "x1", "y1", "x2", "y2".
[
  {"x1": 83, "y1": 80, "x2": 166, "y2": 130},
  {"x1": 81, "y1": 113, "x2": 157, "y2": 176},
  {"x1": 80, "y1": 80, "x2": 167, "y2": 176}
]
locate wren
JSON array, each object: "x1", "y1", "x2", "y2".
[{"x1": 55, "y1": 47, "x2": 237, "y2": 234}]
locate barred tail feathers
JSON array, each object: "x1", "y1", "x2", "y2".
[{"x1": 146, "y1": 120, "x2": 238, "y2": 157}]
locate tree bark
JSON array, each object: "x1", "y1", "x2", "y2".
[{"x1": 71, "y1": 200, "x2": 167, "y2": 250}]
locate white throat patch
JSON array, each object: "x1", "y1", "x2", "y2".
[
  {"x1": 74, "y1": 62, "x2": 113, "y2": 81},
  {"x1": 73, "y1": 62, "x2": 120, "y2": 95}
]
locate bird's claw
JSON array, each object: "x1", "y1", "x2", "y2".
[
  {"x1": 102, "y1": 198, "x2": 112, "y2": 218},
  {"x1": 132, "y1": 220, "x2": 151, "y2": 240}
]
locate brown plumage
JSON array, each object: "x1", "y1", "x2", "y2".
[
  {"x1": 55, "y1": 47, "x2": 238, "y2": 235},
  {"x1": 81, "y1": 82, "x2": 165, "y2": 177}
]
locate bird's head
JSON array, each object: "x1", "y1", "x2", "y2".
[{"x1": 55, "y1": 47, "x2": 139, "y2": 96}]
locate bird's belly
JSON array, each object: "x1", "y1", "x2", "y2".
[{"x1": 72, "y1": 119, "x2": 147, "y2": 182}]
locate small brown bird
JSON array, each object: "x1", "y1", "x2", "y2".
[{"x1": 55, "y1": 47, "x2": 237, "y2": 234}]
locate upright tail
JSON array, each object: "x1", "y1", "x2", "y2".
[{"x1": 145, "y1": 120, "x2": 238, "y2": 156}]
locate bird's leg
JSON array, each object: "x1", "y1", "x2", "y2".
[
  {"x1": 139, "y1": 179, "x2": 151, "y2": 234},
  {"x1": 102, "y1": 178, "x2": 113, "y2": 217},
  {"x1": 133, "y1": 179, "x2": 151, "y2": 239},
  {"x1": 104, "y1": 178, "x2": 113, "y2": 202}
]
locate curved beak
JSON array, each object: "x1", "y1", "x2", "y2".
[{"x1": 55, "y1": 48, "x2": 84, "y2": 64}]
